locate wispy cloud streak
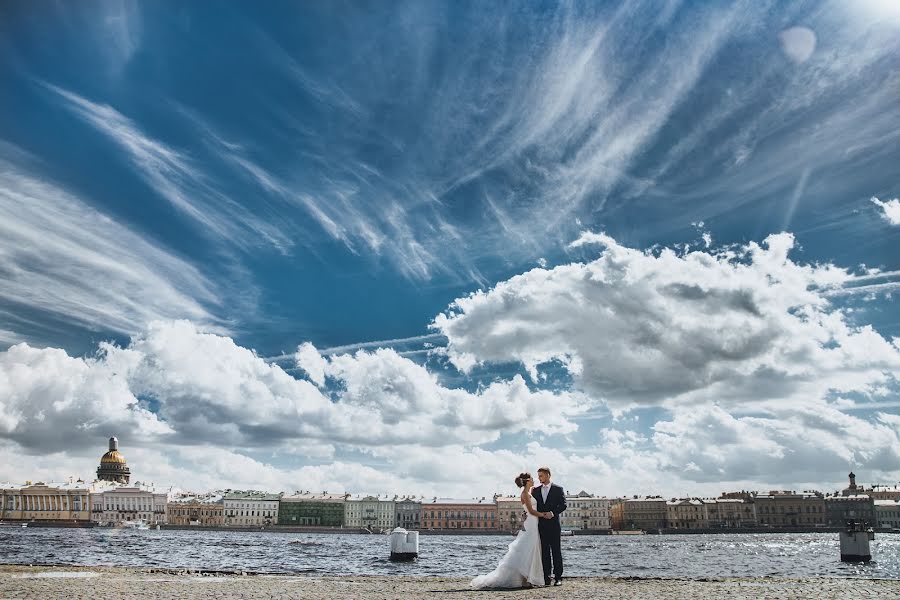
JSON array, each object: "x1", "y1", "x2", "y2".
[
  {"x1": 44, "y1": 84, "x2": 294, "y2": 253},
  {"x1": 0, "y1": 151, "x2": 221, "y2": 339}
]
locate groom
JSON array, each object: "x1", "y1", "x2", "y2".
[{"x1": 531, "y1": 466, "x2": 567, "y2": 586}]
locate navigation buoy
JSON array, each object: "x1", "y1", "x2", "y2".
[
  {"x1": 389, "y1": 527, "x2": 419, "y2": 561},
  {"x1": 839, "y1": 521, "x2": 873, "y2": 562}
]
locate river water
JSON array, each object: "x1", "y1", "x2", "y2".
[{"x1": 1, "y1": 528, "x2": 898, "y2": 579}]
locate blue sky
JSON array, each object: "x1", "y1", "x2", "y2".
[{"x1": 0, "y1": 0, "x2": 898, "y2": 497}]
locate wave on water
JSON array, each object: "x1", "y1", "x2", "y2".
[{"x1": 1, "y1": 529, "x2": 898, "y2": 579}]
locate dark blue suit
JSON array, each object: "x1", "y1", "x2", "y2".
[{"x1": 532, "y1": 483, "x2": 567, "y2": 581}]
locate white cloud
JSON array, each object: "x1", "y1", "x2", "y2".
[
  {"x1": 295, "y1": 342, "x2": 327, "y2": 387},
  {"x1": 44, "y1": 85, "x2": 293, "y2": 253},
  {"x1": 435, "y1": 232, "x2": 899, "y2": 409},
  {"x1": 0, "y1": 154, "x2": 220, "y2": 339},
  {"x1": 100, "y1": 0, "x2": 142, "y2": 72},
  {"x1": 0, "y1": 321, "x2": 588, "y2": 460},
  {"x1": 871, "y1": 196, "x2": 900, "y2": 225},
  {"x1": 0, "y1": 343, "x2": 171, "y2": 453},
  {"x1": 3, "y1": 231, "x2": 899, "y2": 496},
  {"x1": 651, "y1": 403, "x2": 900, "y2": 486}
]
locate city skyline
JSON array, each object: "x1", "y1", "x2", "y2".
[
  {"x1": 1, "y1": 1, "x2": 899, "y2": 499},
  {"x1": 4, "y1": 436, "x2": 900, "y2": 502}
]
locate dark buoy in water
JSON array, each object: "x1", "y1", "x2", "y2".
[
  {"x1": 839, "y1": 520, "x2": 874, "y2": 562},
  {"x1": 389, "y1": 527, "x2": 419, "y2": 561}
]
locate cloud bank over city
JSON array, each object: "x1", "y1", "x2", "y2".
[{"x1": 1, "y1": 234, "x2": 898, "y2": 497}]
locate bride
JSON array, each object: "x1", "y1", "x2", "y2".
[{"x1": 471, "y1": 472, "x2": 547, "y2": 589}]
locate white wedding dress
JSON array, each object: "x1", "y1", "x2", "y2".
[{"x1": 471, "y1": 494, "x2": 544, "y2": 589}]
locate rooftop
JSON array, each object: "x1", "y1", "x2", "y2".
[
  {"x1": 223, "y1": 490, "x2": 281, "y2": 501},
  {"x1": 425, "y1": 497, "x2": 496, "y2": 505},
  {"x1": 281, "y1": 492, "x2": 347, "y2": 501}
]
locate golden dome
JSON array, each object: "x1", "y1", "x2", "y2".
[{"x1": 100, "y1": 450, "x2": 127, "y2": 464}]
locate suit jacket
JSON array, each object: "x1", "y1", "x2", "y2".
[{"x1": 532, "y1": 483, "x2": 567, "y2": 528}]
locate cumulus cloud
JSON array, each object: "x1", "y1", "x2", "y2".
[
  {"x1": 3, "y1": 233, "x2": 899, "y2": 496},
  {"x1": 434, "y1": 232, "x2": 899, "y2": 410},
  {"x1": 295, "y1": 342, "x2": 327, "y2": 386},
  {"x1": 871, "y1": 196, "x2": 900, "y2": 225},
  {"x1": 0, "y1": 321, "x2": 587, "y2": 461},
  {"x1": 0, "y1": 343, "x2": 171, "y2": 454}
]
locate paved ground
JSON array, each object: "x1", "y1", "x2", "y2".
[{"x1": 1, "y1": 565, "x2": 898, "y2": 599}]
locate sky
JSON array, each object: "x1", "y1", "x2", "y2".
[{"x1": 0, "y1": 0, "x2": 898, "y2": 499}]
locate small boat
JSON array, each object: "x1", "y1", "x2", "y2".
[
  {"x1": 560, "y1": 530, "x2": 575, "y2": 536},
  {"x1": 121, "y1": 520, "x2": 150, "y2": 530}
]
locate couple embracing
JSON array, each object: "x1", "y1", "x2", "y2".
[{"x1": 471, "y1": 467, "x2": 567, "y2": 589}]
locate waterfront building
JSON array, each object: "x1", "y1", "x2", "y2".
[
  {"x1": 223, "y1": 490, "x2": 280, "y2": 526},
  {"x1": 345, "y1": 495, "x2": 396, "y2": 530},
  {"x1": 666, "y1": 499, "x2": 708, "y2": 530},
  {"x1": 278, "y1": 492, "x2": 346, "y2": 527},
  {"x1": 395, "y1": 496, "x2": 421, "y2": 530},
  {"x1": 825, "y1": 494, "x2": 876, "y2": 527},
  {"x1": 561, "y1": 491, "x2": 612, "y2": 530},
  {"x1": 706, "y1": 498, "x2": 756, "y2": 528},
  {"x1": 96, "y1": 437, "x2": 131, "y2": 484},
  {"x1": 754, "y1": 491, "x2": 825, "y2": 527},
  {"x1": 875, "y1": 500, "x2": 900, "y2": 529},
  {"x1": 0, "y1": 480, "x2": 92, "y2": 523},
  {"x1": 421, "y1": 498, "x2": 498, "y2": 530},
  {"x1": 90, "y1": 482, "x2": 170, "y2": 526},
  {"x1": 613, "y1": 497, "x2": 667, "y2": 531},
  {"x1": 868, "y1": 485, "x2": 900, "y2": 501},
  {"x1": 495, "y1": 495, "x2": 526, "y2": 532},
  {"x1": 166, "y1": 493, "x2": 224, "y2": 526}
]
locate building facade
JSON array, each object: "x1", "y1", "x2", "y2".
[
  {"x1": 495, "y1": 496, "x2": 526, "y2": 532},
  {"x1": 706, "y1": 498, "x2": 756, "y2": 528},
  {"x1": 754, "y1": 491, "x2": 825, "y2": 527},
  {"x1": 91, "y1": 484, "x2": 169, "y2": 526},
  {"x1": 825, "y1": 494, "x2": 876, "y2": 527},
  {"x1": 666, "y1": 499, "x2": 707, "y2": 529},
  {"x1": 0, "y1": 481, "x2": 92, "y2": 523},
  {"x1": 613, "y1": 497, "x2": 667, "y2": 531},
  {"x1": 422, "y1": 498, "x2": 498, "y2": 530},
  {"x1": 345, "y1": 495, "x2": 396, "y2": 530},
  {"x1": 561, "y1": 492, "x2": 612, "y2": 530},
  {"x1": 395, "y1": 497, "x2": 421, "y2": 530},
  {"x1": 875, "y1": 500, "x2": 900, "y2": 529},
  {"x1": 223, "y1": 491, "x2": 280, "y2": 526},
  {"x1": 277, "y1": 493, "x2": 346, "y2": 527},
  {"x1": 166, "y1": 494, "x2": 224, "y2": 526}
]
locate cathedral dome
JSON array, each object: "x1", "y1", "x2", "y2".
[
  {"x1": 97, "y1": 437, "x2": 131, "y2": 484},
  {"x1": 100, "y1": 449, "x2": 128, "y2": 464}
]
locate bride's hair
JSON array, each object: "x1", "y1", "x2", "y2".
[{"x1": 514, "y1": 472, "x2": 532, "y2": 488}]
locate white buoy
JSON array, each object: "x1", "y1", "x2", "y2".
[
  {"x1": 839, "y1": 521, "x2": 873, "y2": 562},
  {"x1": 389, "y1": 527, "x2": 419, "y2": 561}
]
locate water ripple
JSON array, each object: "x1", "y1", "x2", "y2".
[{"x1": 0, "y1": 529, "x2": 897, "y2": 578}]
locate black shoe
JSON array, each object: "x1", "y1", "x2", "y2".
[
  {"x1": 544, "y1": 578, "x2": 552, "y2": 586},
  {"x1": 553, "y1": 579, "x2": 562, "y2": 586}
]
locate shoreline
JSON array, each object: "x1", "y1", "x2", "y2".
[
  {"x1": 5, "y1": 520, "x2": 894, "y2": 536},
  {"x1": 1, "y1": 565, "x2": 899, "y2": 599}
]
